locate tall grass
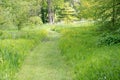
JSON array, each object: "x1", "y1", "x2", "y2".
[
  {"x1": 0, "y1": 30, "x2": 47, "y2": 80},
  {"x1": 0, "y1": 30, "x2": 47, "y2": 42},
  {"x1": 0, "y1": 39, "x2": 34, "y2": 80},
  {"x1": 59, "y1": 26, "x2": 120, "y2": 80}
]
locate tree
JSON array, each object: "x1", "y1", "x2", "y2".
[
  {"x1": 0, "y1": 0, "x2": 42, "y2": 30},
  {"x1": 41, "y1": 0, "x2": 48, "y2": 23},
  {"x1": 47, "y1": 0, "x2": 54, "y2": 24},
  {"x1": 41, "y1": 0, "x2": 64, "y2": 24},
  {"x1": 93, "y1": 0, "x2": 120, "y2": 31},
  {"x1": 77, "y1": 0, "x2": 120, "y2": 31},
  {"x1": 59, "y1": 2, "x2": 76, "y2": 23}
]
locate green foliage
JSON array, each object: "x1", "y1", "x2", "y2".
[
  {"x1": 59, "y1": 25, "x2": 120, "y2": 80},
  {"x1": 0, "y1": 39, "x2": 34, "y2": 80},
  {"x1": 77, "y1": 0, "x2": 120, "y2": 32},
  {"x1": 98, "y1": 33, "x2": 120, "y2": 45},
  {"x1": 58, "y1": 2, "x2": 77, "y2": 23},
  {"x1": 78, "y1": 0, "x2": 95, "y2": 19},
  {"x1": 0, "y1": 0, "x2": 42, "y2": 30},
  {"x1": 40, "y1": 0, "x2": 65, "y2": 23},
  {"x1": 94, "y1": 0, "x2": 120, "y2": 31},
  {"x1": 28, "y1": 16, "x2": 43, "y2": 25},
  {"x1": 0, "y1": 29, "x2": 47, "y2": 80}
]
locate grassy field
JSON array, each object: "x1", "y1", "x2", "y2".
[
  {"x1": 15, "y1": 30, "x2": 71, "y2": 80},
  {"x1": 0, "y1": 23, "x2": 120, "y2": 80},
  {"x1": 58, "y1": 25, "x2": 120, "y2": 80}
]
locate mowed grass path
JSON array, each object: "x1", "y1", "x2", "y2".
[{"x1": 15, "y1": 30, "x2": 71, "y2": 80}]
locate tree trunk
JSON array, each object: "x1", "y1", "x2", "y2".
[{"x1": 47, "y1": 0, "x2": 54, "y2": 24}]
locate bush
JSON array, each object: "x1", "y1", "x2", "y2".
[
  {"x1": 97, "y1": 21, "x2": 120, "y2": 32},
  {"x1": 98, "y1": 33, "x2": 120, "y2": 45},
  {"x1": 28, "y1": 16, "x2": 43, "y2": 25}
]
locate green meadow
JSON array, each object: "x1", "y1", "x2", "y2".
[
  {"x1": 1, "y1": 0, "x2": 120, "y2": 79},
  {"x1": 58, "y1": 25, "x2": 120, "y2": 80},
  {"x1": 0, "y1": 23, "x2": 120, "y2": 80}
]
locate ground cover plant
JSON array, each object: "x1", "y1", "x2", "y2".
[
  {"x1": 59, "y1": 25, "x2": 120, "y2": 80},
  {"x1": 0, "y1": 30, "x2": 47, "y2": 80}
]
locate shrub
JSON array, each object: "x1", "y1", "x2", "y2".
[
  {"x1": 28, "y1": 16, "x2": 43, "y2": 25},
  {"x1": 98, "y1": 33, "x2": 120, "y2": 45},
  {"x1": 97, "y1": 21, "x2": 120, "y2": 32},
  {"x1": 50, "y1": 26, "x2": 56, "y2": 31}
]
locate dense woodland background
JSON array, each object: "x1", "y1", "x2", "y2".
[{"x1": 0, "y1": 0, "x2": 120, "y2": 30}]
